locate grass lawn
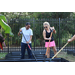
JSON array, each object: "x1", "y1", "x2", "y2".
[
  {"x1": 0, "y1": 53, "x2": 8, "y2": 59},
  {"x1": 57, "y1": 52, "x2": 75, "y2": 62}
]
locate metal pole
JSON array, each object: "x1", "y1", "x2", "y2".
[
  {"x1": 59, "y1": 18, "x2": 60, "y2": 50},
  {"x1": 74, "y1": 19, "x2": 75, "y2": 50},
  {"x1": 33, "y1": 18, "x2": 35, "y2": 51}
]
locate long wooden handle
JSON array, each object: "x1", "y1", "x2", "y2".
[
  {"x1": 46, "y1": 27, "x2": 54, "y2": 56},
  {"x1": 49, "y1": 32, "x2": 53, "y2": 43},
  {"x1": 48, "y1": 27, "x2": 54, "y2": 47},
  {"x1": 51, "y1": 42, "x2": 68, "y2": 59}
]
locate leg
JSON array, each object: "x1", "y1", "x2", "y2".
[
  {"x1": 27, "y1": 44, "x2": 32, "y2": 59},
  {"x1": 52, "y1": 46, "x2": 57, "y2": 58},
  {"x1": 47, "y1": 47, "x2": 50, "y2": 58},
  {"x1": 45, "y1": 49, "x2": 48, "y2": 56},
  {"x1": 21, "y1": 42, "x2": 26, "y2": 59}
]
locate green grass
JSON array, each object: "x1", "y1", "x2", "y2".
[
  {"x1": 0, "y1": 53, "x2": 8, "y2": 59},
  {"x1": 57, "y1": 52, "x2": 75, "y2": 62}
]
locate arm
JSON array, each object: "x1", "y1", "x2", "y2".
[
  {"x1": 27, "y1": 29, "x2": 33, "y2": 44},
  {"x1": 53, "y1": 29, "x2": 56, "y2": 34},
  {"x1": 18, "y1": 29, "x2": 22, "y2": 36},
  {"x1": 50, "y1": 27, "x2": 56, "y2": 34},
  {"x1": 27, "y1": 35, "x2": 32, "y2": 43},
  {"x1": 43, "y1": 30, "x2": 51, "y2": 40},
  {"x1": 68, "y1": 35, "x2": 75, "y2": 43}
]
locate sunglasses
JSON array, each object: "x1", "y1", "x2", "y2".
[{"x1": 44, "y1": 26, "x2": 48, "y2": 28}]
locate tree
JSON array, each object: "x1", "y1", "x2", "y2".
[
  {"x1": 29, "y1": 12, "x2": 72, "y2": 19},
  {"x1": 51, "y1": 12, "x2": 72, "y2": 19},
  {"x1": 0, "y1": 12, "x2": 73, "y2": 19},
  {"x1": 0, "y1": 12, "x2": 29, "y2": 19}
]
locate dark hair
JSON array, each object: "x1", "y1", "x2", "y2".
[{"x1": 26, "y1": 22, "x2": 30, "y2": 26}]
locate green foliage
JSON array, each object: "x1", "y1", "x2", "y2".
[
  {"x1": 29, "y1": 12, "x2": 72, "y2": 19},
  {"x1": 35, "y1": 39, "x2": 40, "y2": 46},
  {"x1": 0, "y1": 12, "x2": 75, "y2": 47},
  {"x1": 0, "y1": 12, "x2": 73, "y2": 19},
  {"x1": 0, "y1": 14, "x2": 7, "y2": 22}
]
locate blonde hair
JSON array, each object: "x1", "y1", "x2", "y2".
[{"x1": 43, "y1": 22, "x2": 50, "y2": 27}]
